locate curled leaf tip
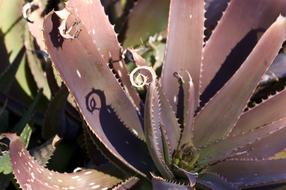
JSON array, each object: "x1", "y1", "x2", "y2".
[
  {"x1": 55, "y1": 9, "x2": 81, "y2": 40},
  {"x1": 22, "y1": 2, "x2": 39, "y2": 23},
  {"x1": 130, "y1": 66, "x2": 156, "y2": 88}
]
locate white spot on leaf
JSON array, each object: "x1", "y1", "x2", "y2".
[{"x1": 76, "y1": 69, "x2": 81, "y2": 78}]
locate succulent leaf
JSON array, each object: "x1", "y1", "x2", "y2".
[
  {"x1": 209, "y1": 158, "x2": 286, "y2": 188},
  {"x1": 3, "y1": 133, "x2": 127, "y2": 190},
  {"x1": 231, "y1": 88, "x2": 286, "y2": 136},
  {"x1": 12, "y1": 0, "x2": 286, "y2": 189},
  {"x1": 66, "y1": 0, "x2": 120, "y2": 60},
  {"x1": 260, "y1": 53, "x2": 286, "y2": 85},
  {"x1": 193, "y1": 16, "x2": 286, "y2": 147},
  {"x1": 151, "y1": 175, "x2": 193, "y2": 190},
  {"x1": 201, "y1": 0, "x2": 286, "y2": 93},
  {"x1": 0, "y1": 125, "x2": 33, "y2": 176},
  {"x1": 43, "y1": 11, "x2": 144, "y2": 138},
  {"x1": 197, "y1": 172, "x2": 238, "y2": 190},
  {"x1": 236, "y1": 118, "x2": 286, "y2": 159},
  {"x1": 172, "y1": 165, "x2": 197, "y2": 187},
  {"x1": 161, "y1": 0, "x2": 204, "y2": 109},
  {"x1": 198, "y1": 117, "x2": 286, "y2": 166},
  {"x1": 157, "y1": 81, "x2": 181, "y2": 155},
  {"x1": 66, "y1": 0, "x2": 142, "y2": 109},
  {"x1": 124, "y1": 49, "x2": 148, "y2": 67},
  {"x1": 144, "y1": 81, "x2": 173, "y2": 179},
  {"x1": 205, "y1": 0, "x2": 229, "y2": 37},
  {"x1": 177, "y1": 71, "x2": 196, "y2": 148},
  {"x1": 84, "y1": 111, "x2": 155, "y2": 177},
  {"x1": 112, "y1": 176, "x2": 139, "y2": 190},
  {"x1": 43, "y1": 12, "x2": 158, "y2": 177}
]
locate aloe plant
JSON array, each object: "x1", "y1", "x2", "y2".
[{"x1": 2, "y1": 0, "x2": 286, "y2": 189}]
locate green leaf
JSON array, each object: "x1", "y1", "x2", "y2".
[
  {"x1": 19, "y1": 125, "x2": 32, "y2": 148},
  {"x1": 0, "y1": 0, "x2": 33, "y2": 97},
  {"x1": 123, "y1": 0, "x2": 169, "y2": 47},
  {"x1": 0, "y1": 124, "x2": 32, "y2": 175},
  {"x1": 0, "y1": 151, "x2": 12, "y2": 175},
  {"x1": 42, "y1": 84, "x2": 68, "y2": 140},
  {"x1": 13, "y1": 90, "x2": 43, "y2": 133},
  {"x1": 25, "y1": 30, "x2": 51, "y2": 99},
  {"x1": 0, "y1": 47, "x2": 25, "y2": 94}
]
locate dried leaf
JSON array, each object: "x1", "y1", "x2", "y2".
[
  {"x1": 25, "y1": 0, "x2": 46, "y2": 51},
  {"x1": 30, "y1": 136, "x2": 61, "y2": 167}
]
